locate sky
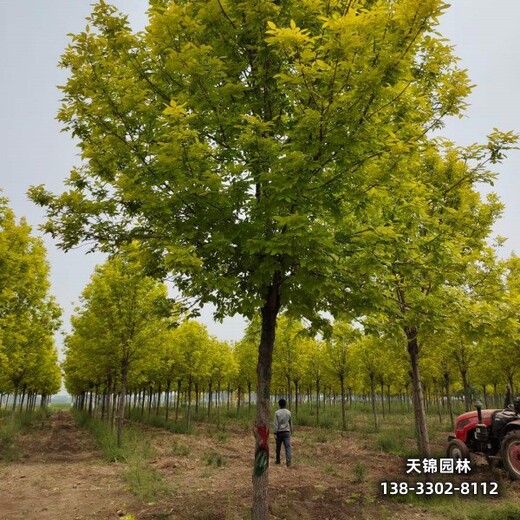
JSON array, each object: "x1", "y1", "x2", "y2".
[{"x1": 1, "y1": 0, "x2": 519, "y2": 349}]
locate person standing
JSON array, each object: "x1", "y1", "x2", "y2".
[{"x1": 274, "y1": 398, "x2": 293, "y2": 467}]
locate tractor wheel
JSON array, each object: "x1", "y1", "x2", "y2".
[
  {"x1": 447, "y1": 439, "x2": 470, "y2": 460},
  {"x1": 501, "y1": 430, "x2": 520, "y2": 480}
]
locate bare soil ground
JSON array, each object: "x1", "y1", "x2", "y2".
[{"x1": 0, "y1": 411, "x2": 518, "y2": 520}]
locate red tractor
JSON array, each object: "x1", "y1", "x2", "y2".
[{"x1": 447, "y1": 397, "x2": 520, "y2": 480}]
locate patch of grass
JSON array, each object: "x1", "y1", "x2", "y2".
[
  {"x1": 216, "y1": 431, "x2": 229, "y2": 443},
  {"x1": 73, "y1": 410, "x2": 167, "y2": 500},
  {"x1": 374, "y1": 428, "x2": 408, "y2": 456},
  {"x1": 322, "y1": 464, "x2": 337, "y2": 476},
  {"x1": 171, "y1": 441, "x2": 191, "y2": 457},
  {"x1": 313, "y1": 429, "x2": 329, "y2": 443},
  {"x1": 352, "y1": 462, "x2": 366, "y2": 484},
  {"x1": 126, "y1": 409, "x2": 194, "y2": 434},
  {"x1": 0, "y1": 419, "x2": 21, "y2": 461},
  {"x1": 0, "y1": 410, "x2": 48, "y2": 462},
  {"x1": 124, "y1": 458, "x2": 169, "y2": 501},
  {"x1": 202, "y1": 451, "x2": 226, "y2": 467}
]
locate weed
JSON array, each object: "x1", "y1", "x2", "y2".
[
  {"x1": 216, "y1": 431, "x2": 229, "y2": 443},
  {"x1": 322, "y1": 464, "x2": 337, "y2": 476},
  {"x1": 124, "y1": 459, "x2": 169, "y2": 501},
  {"x1": 314, "y1": 430, "x2": 328, "y2": 443},
  {"x1": 203, "y1": 451, "x2": 226, "y2": 467},
  {"x1": 375, "y1": 428, "x2": 408, "y2": 456},
  {"x1": 352, "y1": 462, "x2": 366, "y2": 484},
  {"x1": 0, "y1": 410, "x2": 46, "y2": 461},
  {"x1": 171, "y1": 441, "x2": 191, "y2": 457}
]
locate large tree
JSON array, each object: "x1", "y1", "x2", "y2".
[{"x1": 30, "y1": 1, "x2": 472, "y2": 516}]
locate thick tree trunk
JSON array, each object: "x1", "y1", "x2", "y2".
[
  {"x1": 406, "y1": 327, "x2": 430, "y2": 457},
  {"x1": 252, "y1": 279, "x2": 281, "y2": 520}
]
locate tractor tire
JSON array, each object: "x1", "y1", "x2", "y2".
[
  {"x1": 501, "y1": 430, "x2": 520, "y2": 480},
  {"x1": 447, "y1": 439, "x2": 470, "y2": 460}
]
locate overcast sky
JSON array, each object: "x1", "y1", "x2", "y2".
[{"x1": 1, "y1": 1, "x2": 519, "y2": 348}]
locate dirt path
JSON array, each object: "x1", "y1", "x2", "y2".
[
  {"x1": 1, "y1": 411, "x2": 518, "y2": 519},
  {"x1": 0, "y1": 411, "x2": 139, "y2": 520}
]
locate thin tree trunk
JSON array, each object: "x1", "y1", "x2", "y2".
[
  {"x1": 406, "y1": 327, "x2": 430, "y2": 457},
  {"x1": 117, "y1": 360, "x2": 129, "y2": 449},
  {"x1": 208, "y1": 382, "x2": 213, "y2": 417},
  {"x1": 340, "y1": 376, "x2": 346, "y2": 431},
  {"x1": 165, "y1": 381, "x2": 171, "y2": 422},
  {"x1": 316, "y1": 379, "x2": 320, "y2": 427},
  {"x1": 294, "y1": 380, "x2": 299, "y2": 417},
  {"x1": 444, "y1": 371, "x2": 454, "y2": 430},
  {"x1": 370, "y1": 373, "x2": 378, "y2": 431},
  {"x1": 187, "y1": 378, "x2": 192, "y2": 427}
]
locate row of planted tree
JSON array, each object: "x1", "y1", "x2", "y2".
[
  {"x1": 0, "y1": 197, "x2": 61, "y2": 411},
  {"x1": 63, "y1": 252, "x2": 520, "y2": 447},
  {"x1": 7, "y1": 0, "x2": 520, "y2": 517}
]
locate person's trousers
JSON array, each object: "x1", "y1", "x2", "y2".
[{"x1": 275, "y1": 431, "x2": 291, "y2": 465}]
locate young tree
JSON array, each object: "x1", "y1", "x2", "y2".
[
  {"x1": 349, "y1": 139, "x2": 515, "y2": 455},
  {"x1": 0, "y1": 196, "x2": 61, "y2": 410},
  {"x1": 65, "y1": 255, "x2": 174, "y2": 446},
  {"x1": 30, "y1": 1, "x2": 474, "y2": 515},
  {"x1": 326, "y1": 320, "x2": 361, "y2": 431}
]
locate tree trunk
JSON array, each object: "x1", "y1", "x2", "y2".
[
  {"x1": 370, "y1": 373, "x2": 378, "y2": 431},
  {"x1": 286, "y1": 375, "x2": 291, "y2": 410},
  {"x1": 165, "y1": 381, "x2": 171, "y2": 422},
  {"x1": 315, "y1": 379, "x2": 320, "y2": 427},
  {"x1": 187, "y1": 378, "x2": 193, "y2": 427},
  {"x1": 227, "y1": 384, "x2": 231, "y2": 412},
  {"x1": 156, "y1": 383, "x2": 162, "y2": 415},
  {"x1": 117, "y1": 360, "x2": 128, "y2": 449},
  {"x1": 461, "y1": 369, "x2": 470, "y2": 412},
  {"x1": 406, "y1": 327, "x2": 430, "y2": 457},
  {"x1": 340, "y1": 376, "x2": 346, "y2": 431},
  {"x1": 252, "y1": 279, "x2": 281, "y2": 520},
  {"x1": 208, "y1": 382, "x2": 213, "y2": 418},
  {"x1": 444, "y1": 371, "x2": 454, "y2": 430},
  {"x1": 294, "y1": 380, "x2": 299, "y2": 417},
  {"x1": 380, "y1": 378, "x2": 385, "y2": 418},
  {"x1": 175, "y1": 380, "x2": 181, "y2": 422}
]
